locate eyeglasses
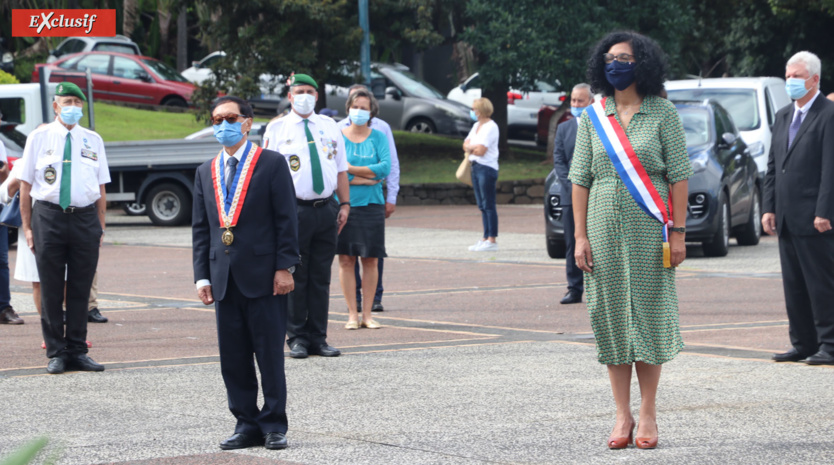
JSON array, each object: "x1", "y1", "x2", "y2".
[
  {"x1": 211, "y1": 114, "x2": 247, "y2": 125},
  {"x1": 603, "y1": 53, "x2": 635, "y2": 64}
]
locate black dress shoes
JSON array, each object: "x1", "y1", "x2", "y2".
[
  {"x1": 772, "y1": 348, "x2": 814, "y2": 362},
  {"x1": 264, "y1": 432, "x2": 288, "y2": 450},
  {"x1": 88, "y1": 308, "x2": 108, "y2": 323},
  {"x1": 372, "y1": 301, "x2": 384, "y2": 312},
  {"x1": 47, "y1": 356, "x2": 66, "y2": 374},
  {"x1": 70, "y1": 354, "x2": 105, "y2": 371},
  {"x1": 219, "y1": 432, "x2": 264, "y2": 450},
  {"x1": 560, "y1": 290, "x2": 582, "y2": 304},
  {"x1": 0, "y1": 306, "x2": 24, "y2": 324},
  {"x1": 289, "y1": 343, "x2": 308, "y2": 359},
  {"x1": 802, "y1": 351, "x2": 834, "y2": 365},
  {"x1": 308, "y1": 344, "x2": 341, "y2": 357}
]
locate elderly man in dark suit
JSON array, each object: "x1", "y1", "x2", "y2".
[
  {"x1": 193, "y1": 96, "x2": 299, "y2": 449},
  {"x1": 553, "y1": 83, "x2": 594, "y2": 304},
  {"x1": 763, "y1": 51, "x2": 834, "y2": 366}
]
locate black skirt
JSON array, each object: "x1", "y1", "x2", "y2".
[{"x1": 336, "y1": 204, "x2": 387, "y2": 258}]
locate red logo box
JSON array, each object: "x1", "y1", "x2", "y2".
[{"x1": 12, "y1": 9, "x2": 116, "y2": 37}]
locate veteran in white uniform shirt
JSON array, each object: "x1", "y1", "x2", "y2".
[
  {"x1": 263, "y1": 73, "x2": 349, "y2": 359},
  {"x1": 19, "y1": 82, "x2": 110, "y2": 375}
]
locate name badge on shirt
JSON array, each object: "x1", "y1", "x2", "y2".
[{"x1": 81, "y1": 149, "x2": 98, "y2": 161}]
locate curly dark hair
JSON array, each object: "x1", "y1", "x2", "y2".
[{"x1": 587, "y1": 31, "x2": 668, "y2": 97}]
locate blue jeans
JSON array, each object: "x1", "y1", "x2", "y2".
[
  {"x1": 0, "y1": 226, "x2": 9, "y2": 309},
  {"x1": 471, "y1": 163, "x2": 498, "y2": 238}
]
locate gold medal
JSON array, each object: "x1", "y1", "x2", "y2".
[{"x1": 222, "y1": 228, "x2": 234, "y2": 246}]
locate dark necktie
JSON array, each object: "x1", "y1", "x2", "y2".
[
  {"x1": 788, "y1": 110, "x2": 802, "y2": 149},
  {"x1": 226, "y1": 156, "x2": 238, "y2": 194},
  {"x1": 303, "y1": 119, "x2": 325, "y2": 195},
  {"x1": 59, "y1": 133, "x2": 72, "y2": 210}
]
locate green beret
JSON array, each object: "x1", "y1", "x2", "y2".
[
  {"x1": 289, "y1": 73, "x2": 318, "y2": 90},
  {"x1": 55, "y1": 82, "x2": 87, "y2": 102}
]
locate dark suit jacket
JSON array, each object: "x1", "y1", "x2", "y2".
[
  {"x1": 763, "y1": 93, "x2": 834, "y2": 236},
  {"x1": 192, "y1": 145, "x2": 299, "y2": 301},
  {"x1": 553, "y1": 118, "x2": 579, "y2": 205}
]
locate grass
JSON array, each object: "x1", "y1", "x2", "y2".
[
  {"x1": 392, "y1": 131, "x2": 551, "y2": 184},
  {"x1": 81, "y1": 103, "x2": 550, "y2": 183}
]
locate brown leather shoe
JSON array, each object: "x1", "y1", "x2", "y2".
[{"x1": 0, "y1": 307, "x2": 23, "y2": 324}]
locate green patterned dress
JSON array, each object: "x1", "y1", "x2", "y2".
[{"x1": 568, "y1": 95, "x2": 693, "y2": 365}]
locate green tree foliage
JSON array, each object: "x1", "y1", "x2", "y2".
[{"x1": 191, "y1": 0, "x2": 361, "y2": 122}]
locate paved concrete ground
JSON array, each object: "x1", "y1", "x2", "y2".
[{"x1": 0, "y1": 205, "x2": 831, "y2": 464}]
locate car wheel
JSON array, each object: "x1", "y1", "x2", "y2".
[
  {"x1": 406, "y1": 118, "x2": 436, "y2": 134},
  {"x1": 122, "y1": 202, "x2": 147, "y2": 216},
  {"x1": 547, "y1": 238, "x2": 567, "y2": 259},
  {"x1": 735, "y1": 187, "x2": 761, "y2": 246},
  {"x1": 702, "y1": 193, "x2": 730, "y2": 257},
  {"x1": 146, "y1": 183, "x2": 191, "y2": 226},
  {"x1": 162, "y1": 97, "x2": 188, "y2": 108}
]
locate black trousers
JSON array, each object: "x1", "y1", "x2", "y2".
[
  {"x1": 287, "y1": 200, "x2": 338, "y2": 348},
  {"x1": 217, "y1": 273, "x2": 288, "y2": 435},
  {"x1": 32, "y1": 201, "x2": 101, "y2": 359},
  {"x1": 354, "y1": 257, "x2": 384, "y2": 303},
  {"x1": 778, "y1": 225, "x2": 834, "y2": 355},
  {"x1": 562, "y1": 205, "x2": 584, "y2": 294}
]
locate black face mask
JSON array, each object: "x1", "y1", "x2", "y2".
[{"x1": 605, "y1": 61, "x2": 636, "y2": 91}]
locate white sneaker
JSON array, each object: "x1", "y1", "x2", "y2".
[
  {"x1": 475, "y1": 241, "x2": 498, "y2": 252},
  {"x1": 468, "y1": 240, "x2": 486, "y2": 251}
]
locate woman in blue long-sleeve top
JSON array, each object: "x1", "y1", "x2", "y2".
[{"x1": 337, "y1": 89, "x2": 391, "y2": 330}]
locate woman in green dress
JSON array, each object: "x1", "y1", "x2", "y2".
[{"x1": 569, "y1": 31, "x2": 693, "y2": 450}]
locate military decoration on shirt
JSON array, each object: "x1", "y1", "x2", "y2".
[
  {"x1": 321, "y1": 138, "x2": 338, "y2": 160},
  {"x1": 44, "y1": 166, "x2": 57, "y2": 184},
  {"x1": 81, "y1": 149, "x2": 98, "y2": 161},
  {"x1": 289, "y1": 155, "x2": 301, "y2": 171},
  {"x1": 83, "y1": 138, "x2": 91, "y2": 149}
]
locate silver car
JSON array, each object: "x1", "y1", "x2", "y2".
[{"x1": 271, "y1": 63, "x2": 472, "y2": 136}]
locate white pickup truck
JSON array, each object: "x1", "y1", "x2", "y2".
[{"x1": 0, "y1": 81, "x2": 229, "y2": 226}]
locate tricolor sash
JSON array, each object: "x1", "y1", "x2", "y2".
[
  {"x1": 211, "y1": 141, "x2": 262, "y2": 235},
  {"x1": 586, "y1": 98, "x2": 673, "y2": 268}
]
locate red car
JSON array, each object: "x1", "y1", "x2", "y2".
[{"x1": 32, "y1": 51, "x2": 195, "y2": 107}]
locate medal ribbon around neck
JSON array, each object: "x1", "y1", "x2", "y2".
[{"x1": 211, "y1": 141, "x2": 262, "y2": 229}]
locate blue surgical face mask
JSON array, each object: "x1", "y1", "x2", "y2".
[
  {"x1": 292, "y1": 93, "x2": 316, "y2": 115},
  {"x1": 570, "y1": 106, "x2": 587, "y2": 118},
  {"x1": 469, "y1": 110, "x2": 478, "y2": 122},
  {"x1": 59, "y1": 105, "x2": 83, "y2": 125},
  {"x1": 604, "y1": 60, "x2": 636, "y2": 91},
  {"x1": 349, "y1": 108, "x2": 371, "y2": 126},
  {"x1": 785, "y1": 77, "x2": 811, "y2": 100},
  {"x1": 213, "y1": 120, "x2": 244, "y2": 147}
]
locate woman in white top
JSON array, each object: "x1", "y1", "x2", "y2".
[{"x1": 463, "y1": 97, "x2": 500, "y2": 252}]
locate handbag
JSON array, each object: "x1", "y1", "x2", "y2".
[
  {"x1": 0, "y1": 192, "x2": 22, "y2": 228},
  {"x1": 456, "y1": 153, "x2": 473, "y2": 187}
]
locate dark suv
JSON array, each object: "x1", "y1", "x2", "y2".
[{"x1": 544, "y1": 100, "x2": 762, "y2": 259}]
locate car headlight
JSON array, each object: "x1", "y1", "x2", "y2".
[
  {"x1": 1, "y1": 52, "x2": 12, "y2": 64},
  {"x1": 435, "y1": 104, "x2": 466, "y2": 120},
  {"x1": 689, "y1": 151, "x2": 709, "y2": 174},
  {"x1": 746, "y1": 141, "x2": 765, "y2": 158}
]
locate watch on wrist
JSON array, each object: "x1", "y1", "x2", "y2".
[
  {"x1": 285, "y1": 266, "x2": 296, "y2": 274},
  {"x1": 339, "y1": 202, "x2": 351, "y2": 207},
  {"x1": 670, "y1": 226, "x2": 686, "y2": 233}
]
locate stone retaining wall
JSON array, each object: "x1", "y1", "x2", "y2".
[{"x1": 395, "y1": 178, "x2": 546, "y2": 205}]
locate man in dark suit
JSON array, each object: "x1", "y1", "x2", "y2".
[
  {"x1": 553, "y1": 83, "x2": 594, "y2": 304},
  {"x1": 763, "y1": 51, "x2": 834, "y2": 366},
  {"x1": 193, "y1": 96, "x2": 299, "y2": 449}
]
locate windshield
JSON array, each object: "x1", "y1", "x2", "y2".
[
  {"x1": 667, "y1": 88, "x2": 759, "y2": 131},
  {"x1": 383, "y1": 68, "x2": 444, "y2": 99},
  {"x1": 141, "y1": 59, "x2": 188, "y2": 82},
  {"x1": 677, "y1": 108, "x2": 711, "y2": 147},
  {"x1": 93, "y1": 44, "x2": 138, "y2": 55},
  {"x1": 0, "y1": 126, "x2": 26, "y2": 152}
]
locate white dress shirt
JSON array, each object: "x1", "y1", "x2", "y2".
[
  {"x1": 339, "y1": 116, "x2": 400, "y2": 204},
  {"x1": 263, "y1": 111, "x2": 347, "y2": 200},
  {"x1": 19, "y1": 120, "x2": 110, "y2": 207}
]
